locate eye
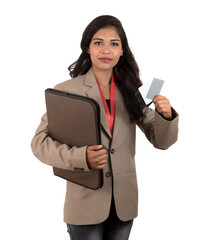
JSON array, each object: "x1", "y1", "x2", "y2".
[
  {"x1": 94, "y1": 41, "x2": 102, "y2": 46},
  {"x1": 111, "y1": 42, "x2": 119, "y2": 47}
]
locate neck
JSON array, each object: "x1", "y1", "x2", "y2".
[{"x1": 92, "y1": 67, "x2": 113, "y2": 87}]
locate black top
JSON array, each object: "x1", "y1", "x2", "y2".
[{"x1": 106, "y1": 99, "x2": 111, "y2": 113}]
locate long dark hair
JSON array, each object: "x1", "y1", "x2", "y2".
[{"x1": 68, "y1": 15, "x2": 145, "y2": 122}]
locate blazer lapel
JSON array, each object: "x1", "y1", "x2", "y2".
[
  {"x1": 112, "y1": 85, "x2": 125, "y2": 140},
  {"x1": 83, "y1": 68, "x2": 125, "y2": 140},
  {"x1": 84, "y1": 69, "x2": 112, "y2": 139}
]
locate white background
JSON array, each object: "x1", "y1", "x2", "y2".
[{"x1": 0, "y1": 0, "x2": 206, "y2": 239}]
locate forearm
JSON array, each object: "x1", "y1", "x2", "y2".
[
  {"x1": 137, "y1": 107, "x2": 179, "y2": 150},
  {"x1": 31, "y1": 113, "x2": 90, "y2": 171}
]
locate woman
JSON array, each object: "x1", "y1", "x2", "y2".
[{"x1": 31, "y1": 15, "x2": 179, "y2": 240}]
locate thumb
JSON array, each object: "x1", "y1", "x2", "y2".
[{"x1": 88, "y1": 145, "x2": 102, "y2": 151}]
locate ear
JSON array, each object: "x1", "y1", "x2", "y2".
[{"x1": 87, "y1": 48, "x2": 90, "y2": 54}]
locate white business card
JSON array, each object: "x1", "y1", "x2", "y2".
[{"x1": 139, "y1": 78, "x2": 164, "y2": 106}]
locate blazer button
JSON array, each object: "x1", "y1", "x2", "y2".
[
  {"x1": 106, "y1": 172, "x2": 111, "y2": 177},
  {"x1": 111, "y1": 149, "x2": 115, "y2": 154}
]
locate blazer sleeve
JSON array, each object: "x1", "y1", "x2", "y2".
[
  {"x1": 30, "y1": 86, "x2": 91, "y2": 172},
  {"x1": 136, "y1": 107, "x2": 179, "y2": 150}
]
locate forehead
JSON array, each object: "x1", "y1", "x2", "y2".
[{"x1": 92, "y1": 26, "x2": 121, "y2": 40}]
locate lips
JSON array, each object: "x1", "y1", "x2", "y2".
[{"x1": 99, "y1": 58, "x2": 113, "y2": 63}]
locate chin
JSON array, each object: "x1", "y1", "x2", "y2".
[{"x1": 94, "y1": 64, "x2": 114, "y2": 72}]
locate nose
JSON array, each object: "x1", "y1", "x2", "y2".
[{"x1": 101, "y1": 45, "x2": 111, "y2": 55}]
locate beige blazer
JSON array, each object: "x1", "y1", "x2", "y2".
[{"x1": 31, "y1": 68, "x2": 179, "y2": 225}]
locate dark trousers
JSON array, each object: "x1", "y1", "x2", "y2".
[{"x1": 66, "y1": 197, "x2": 133, "y2": 240}]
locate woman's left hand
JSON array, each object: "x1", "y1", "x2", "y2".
[{"x1": 153, "y1": 95, "x2": 172, "y2": 120}]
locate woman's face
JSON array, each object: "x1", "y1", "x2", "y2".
[{"x1": 88, "y1": 26, "x2": 123, "y2": 73}]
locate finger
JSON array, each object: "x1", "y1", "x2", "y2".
[
  {"x1": 90, "y1": 152, "x2": 107, "y2": 163},
  {"x1": 153, "y1": 95, "x2": 162, "y2": 102},
  {"x1": 153, "y1": 95, "x2": 165, "y2": 99},
  {"x1": 95, "y1": 161, "x2": 107, "y2": 169},
  {"x1": 92, "y1": 149, "x2": 107, "y2": 158},
  {"x1": 155, "y1": 102, "x2": 170, "y2": 111},
  {"x1": 98, "y1": 159, "x2": 107, "y2": 166},
  {"x1": 153, "y1": 95, "x2": 169, "y2": 103},
  {"x1": 154, "y1": 99, "x2": 171, "y2": 109},
  {"x1": 88, "y1": 152, "x2": 107, "y2": 164},
  {"x1": 154, "y1": 98, "x2": 169, "y2": 104},
  {"x1": 91, "y1": 160, "x2": 106, "y2": 169},
  {"x1": 98, "y1": 149, "x2": 108, "y2": 155},
  {"x1": 96, "y1": 154, "x2": 108, "y2": 162},
  {"x1": 155, "y1": 102, "x2": 169, "y2": 109},
  {"x1": 154, "y1": 99, "x2": 168, "y2": 107},
  {"x1": 95, "y1": 164, "x2": 106, "y2": 169}
]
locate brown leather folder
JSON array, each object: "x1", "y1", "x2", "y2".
[{"x1": 45, "y1": 88, "x2": 103, "y2": 190}]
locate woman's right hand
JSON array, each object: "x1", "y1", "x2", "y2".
[{"x1": 86, "y1": 145, "x2": 108, "y2": 169}]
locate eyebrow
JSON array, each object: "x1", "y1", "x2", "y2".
[{"x1": 93, "y1": 38, "x2": 121, "y2": 42}]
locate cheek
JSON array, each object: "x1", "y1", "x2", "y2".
[
  {"x1": 88, "y1": 45, "x2": 97, "y2": 57},
  {"x1": 88, "y1": 50, "x2": 96, "y2": 62},
  {"x1": 114, "y1": 50, "x2": 122, "y2": 59},
  {"x1": 113, "y1": 54, "x2": 121, "y2": 64},
  {"x1": 90, "y1": 54, "x2": 98, "y2": 65}
]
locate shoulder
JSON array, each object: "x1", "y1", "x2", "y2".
[{"x1": 54, "y1": 74, "x2": 85, "y2": 93}]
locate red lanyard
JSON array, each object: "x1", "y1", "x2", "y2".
[{"x1": 96, "y1": 74, "x2": 115, "y2": 135}]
